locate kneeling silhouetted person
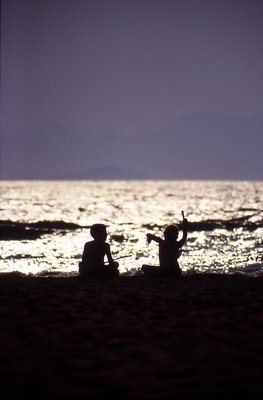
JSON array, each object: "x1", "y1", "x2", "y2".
[
  {"x1": 142, "y1": 212, "x2": 188, "y2": 277},
  {"x1": 79, "y1": 224, "x2": 119, "y2": 277}
]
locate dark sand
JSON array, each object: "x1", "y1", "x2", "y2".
[{"x1": 0, "y1": 273, "x2": 262, "y2": 399}]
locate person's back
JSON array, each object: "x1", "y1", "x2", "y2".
[
  {"x1": 79, "y1": 224, "x2": 119, "y2": 277},
  {"x1": 82, "y1": 240, "x2": 109, "y2": 271}
]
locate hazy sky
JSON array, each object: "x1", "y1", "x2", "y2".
[{"x1": 1, "y1": 0, "x2": 263, "y2": 179}]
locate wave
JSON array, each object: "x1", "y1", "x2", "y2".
[
  {"x1": 143, "y1": 213, "x2": 263, "y2": 232},
  {"x1": 0, "y1": 220, "x2": 88, "y2": 240},
  {"x1": 1, "y1": 213, "x2": 262, "y2": 241}
]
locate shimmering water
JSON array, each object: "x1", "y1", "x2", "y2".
[{"x1": 1, "y1": 180, "x2": 262, "y2": 276}]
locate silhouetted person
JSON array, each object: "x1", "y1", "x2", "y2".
[
  {"x1": 142, "y1": 212, "x2": 188, "y2": 277},
  {"x1": 79, "y1": 224, "x2": 119, "y2": 277}
]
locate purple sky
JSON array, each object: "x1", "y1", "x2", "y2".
[{"x1": 1, "y1": 0, "x2": 263, "y2": 179}]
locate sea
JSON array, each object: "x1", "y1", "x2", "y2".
[{"x1": 1, "y1": 180, "x2": 262, "y2": 277}]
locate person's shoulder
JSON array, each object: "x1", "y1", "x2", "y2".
[{"x1": 84, "y1": 240, "x2": 94, "y2": 248}]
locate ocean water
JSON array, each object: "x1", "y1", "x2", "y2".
[{"x1": 0, "y1": 180, "x2": 262, "y2": 276}]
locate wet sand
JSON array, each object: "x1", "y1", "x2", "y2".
[{"x1": 0, "y1": 273, "x2": 262, "y2": 399}]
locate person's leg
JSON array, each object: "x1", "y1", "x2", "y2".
[
  {"x1": 107, "y1": 262, "x2": 119, "y2": 277},
  {"x1": 160, "y1": 263, "x2": 182, "y2": 277}
]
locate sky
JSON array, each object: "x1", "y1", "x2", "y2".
[{"x1": 1, "y1": 0, "x2": 263, "y2": 179}]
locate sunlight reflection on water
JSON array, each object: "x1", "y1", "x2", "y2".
[{"x1": 1, "y1": 180, "x2": 262, "y2": 276}]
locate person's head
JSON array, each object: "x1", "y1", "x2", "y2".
[
  {"x1": 90, "y1": 224, "x2": 107, "y2": 242},
  {"x1": 164, "y1": 224, "x2": 179, "y2": 241}
]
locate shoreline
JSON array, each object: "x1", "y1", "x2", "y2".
[
  {"x1": 1, "y1": 273, "x2": 262, "y2": 398},
  {"x1": 1, "y1": 268, "x2": 263, "y2": 279}
]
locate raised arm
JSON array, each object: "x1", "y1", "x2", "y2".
[{"x1": 178, "y1": 217, "x2": 188, "y2": 247}]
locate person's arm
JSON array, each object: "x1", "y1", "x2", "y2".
[
  {"x1": 82, "y1": 243, "x2": 88, "y2": 262},
  {"x1": 106, "y1": 243, "x2": 115, "y2": 265},
  {"x1": 146, "y1": 233, "x2": 163, "y2": 245},
  {"x1": 178, "y1": 218, "x2": 188, "y2": 246}
]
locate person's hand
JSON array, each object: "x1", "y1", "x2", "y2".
[{"x1": 146, "y1": 233, "x2": 152, "y2": 245}]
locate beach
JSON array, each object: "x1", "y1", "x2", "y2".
[{"x1": 0, "y1": 273, "x2": 262, "y2": 399}]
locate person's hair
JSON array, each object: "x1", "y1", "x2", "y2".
[
  {"x1": 164, "y1": 224, "x2": 179, "y2": 240},
  {"x1": 90, "y1": 224, "x2": 107, "y2": 239}
]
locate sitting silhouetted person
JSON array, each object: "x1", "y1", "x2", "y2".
[
  {"x1": 79, "y1": 224, "x2": 119, "y2": 277},
  {"x1": 142, "y1": 212, "x2": 188, "y2": 277}
]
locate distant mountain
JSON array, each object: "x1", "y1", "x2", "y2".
[{"x1": 2, "y1": 112, "x2": 263, "y2": 179}]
